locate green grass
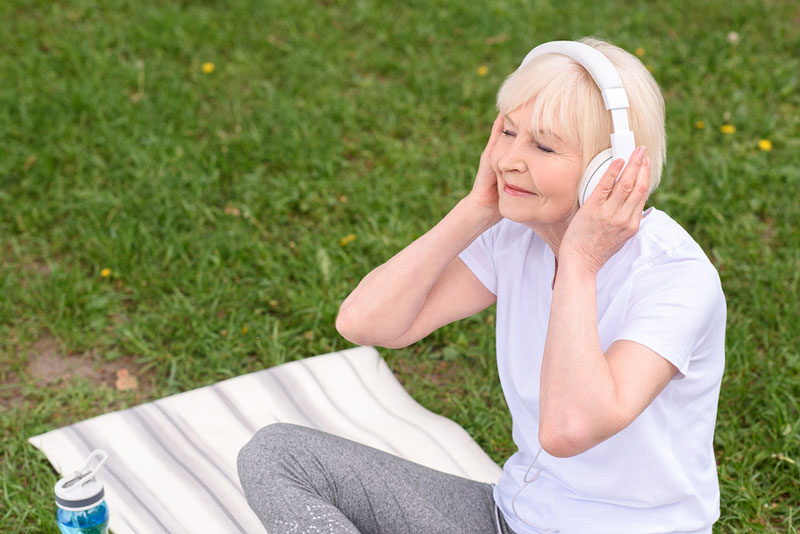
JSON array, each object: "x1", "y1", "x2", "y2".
[{"x1": 1, "y1": 0, "x2": 798, "y2": 532}]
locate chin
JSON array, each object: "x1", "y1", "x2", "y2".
[
  {"x1": 499, "y1": 202, "x2": 574, "y2": 227},
  {"x1": 499, "y1": 199, "x2": 539, "y2": 222}
]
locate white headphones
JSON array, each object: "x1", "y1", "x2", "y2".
[{"x1": 517, "y1": 41, "x2": 636, "y2": 206}]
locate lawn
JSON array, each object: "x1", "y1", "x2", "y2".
[{"x1": 1, "y1": 0, "x2": 798, "y2": 532}]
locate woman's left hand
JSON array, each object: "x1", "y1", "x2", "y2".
[{"x1": 559, "y1": 146, "x2": 651, "y2": 274}]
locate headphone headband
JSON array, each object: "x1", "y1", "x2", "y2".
[{"x1": 520, "y1": 42, "x2": 626, "y2": 106}]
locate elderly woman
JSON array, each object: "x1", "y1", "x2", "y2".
[{"x1": 238, "y1": 37, "x2": 725, "y2": 534}]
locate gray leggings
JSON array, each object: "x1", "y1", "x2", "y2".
[{"x1": 237, "y1": 423, "x2": 516, "y2": 534}]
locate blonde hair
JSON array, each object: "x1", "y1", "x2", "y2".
[{"x1": 496, "y1": 37, "x2": 666, "y2": 193}]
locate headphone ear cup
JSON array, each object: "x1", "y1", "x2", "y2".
[{"x1": 578, "y1": 149, "x2": 614, "y2": 206}]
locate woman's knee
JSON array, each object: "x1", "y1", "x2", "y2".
[{"x1": 237, "y1": 423, "x2": 306, "y2": 490}]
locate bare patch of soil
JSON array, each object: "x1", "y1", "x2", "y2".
[
  {"x1": 23, "y1": 334, "x2": 152, "y2": 394},
  {"x1": 27, "y1": 336, "x2": 96, "y2": 384}
]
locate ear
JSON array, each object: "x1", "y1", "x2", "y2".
[{"x1": 578, "y1": 149, "x2": 613, "y2": 206}]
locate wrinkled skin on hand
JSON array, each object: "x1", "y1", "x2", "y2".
[{"x1": 559, "y1": 146, "x2": 651, "y2": 274}]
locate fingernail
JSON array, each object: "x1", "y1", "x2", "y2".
[{"x1": 637, "y1": 146, "x2": 647, "y2": 160}]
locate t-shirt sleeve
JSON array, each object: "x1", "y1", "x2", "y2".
[
  {"x1": 457, "y1": 221, "x2": 500, "y2": 295},
  {"x1": 614, "y1": 257, "x2": 724, "y2": 377}
]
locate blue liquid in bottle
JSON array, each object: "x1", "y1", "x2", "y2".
[{"x1": 56, "y1": 501, "x2": 109, "y2": 534}]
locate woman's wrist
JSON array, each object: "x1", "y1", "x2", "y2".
[
  {"x1": 556, "y1": 250, "x2": 602, "y2": 281},
  {"x1": 457, "y1": 194, "x2": 502, "y2": 233}
]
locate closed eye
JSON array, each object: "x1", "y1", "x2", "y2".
[{"x1": 502, "y1": 128, "x2": 555, "y2": 153}]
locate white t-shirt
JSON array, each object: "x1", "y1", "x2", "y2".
[{"x1": 459, "y1": 208, "x2": 726, "y2": 534}]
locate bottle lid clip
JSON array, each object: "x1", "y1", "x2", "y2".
[{"x1": 55, "y1": 450, "x2": 108, "y2": 511}]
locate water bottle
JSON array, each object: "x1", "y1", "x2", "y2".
[{"x1": 54, "y1": 450, "x2": 110, "y2": 534}]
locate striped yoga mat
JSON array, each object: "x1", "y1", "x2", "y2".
[{"x1": 30, "y1": 346, "x2": 502, "y2": 534}]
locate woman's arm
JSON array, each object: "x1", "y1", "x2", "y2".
[
  {"x1": 336, "y1": 115, "x2": 505, "y2": 348},
  {"x1": 538, "y1": 147, "x2": 678, "y2": 457},
  {"x1": 336, "y1": 197, "x2": 497, "y2": 348}
]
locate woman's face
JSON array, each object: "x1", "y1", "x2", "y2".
[{"x1": 492, "y1": 104, "x2": 584, "y2": 230}]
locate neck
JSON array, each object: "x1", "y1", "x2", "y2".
[{"x1": 525, "y1": 213, "x2": 575, "y2": 260}]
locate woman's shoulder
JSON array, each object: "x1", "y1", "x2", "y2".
[
  {"x1": 625, "y1": 208, "x2": 723, "y2": 296},
  {"x1": 633, "y1": 207, "x2": 713, "y2": 265}
]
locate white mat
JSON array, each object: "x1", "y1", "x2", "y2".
[{"x1": 30, "y1": 346, "x2": 502, "y2": 534}]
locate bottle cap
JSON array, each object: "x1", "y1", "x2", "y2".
[{"x1": 54, "y1": 450, "x2": 108, "y2": 511}]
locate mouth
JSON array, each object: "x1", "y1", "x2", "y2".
[{"x1": 502, "y1": 180, "x2": 536, "y2": 197}]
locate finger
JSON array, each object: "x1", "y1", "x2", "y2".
[
  {"x1": 626, "y1": 155, "x2": 651, "y2": 216},
  {"x1": 607, "y1": 146, "x2": 647, "y2": 211},
  {"x1": 481, "y1": 113, "x2": 506, "y2": 165},
  {"x1": 586, "y1": 157, "x2": 624, "y2": 205},
  {"x1": 487, "y1": 113, "x2": 505, "y2": 148}
]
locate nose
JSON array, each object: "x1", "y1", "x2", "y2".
[{"x1": 496, "y1": 139, "x2": 527, "y2": 175}]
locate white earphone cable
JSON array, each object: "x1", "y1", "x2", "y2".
[{"x1": 510, "y1": 446, "x2": 560, "y2": 533}]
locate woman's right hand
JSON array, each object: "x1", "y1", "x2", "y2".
[{"x1": 466, "y1": 113, "x2": 505, "y2": 225}]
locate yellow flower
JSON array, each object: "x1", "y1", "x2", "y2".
[
  {"x1": 694, "y1": 121, "x2": 705, "y2": 129},
  {"x1": 758, "y1": 139, "x2": 772, "y2": 151},
  {"x1": 340, "y1": 233, "x2": 356, "y2": 246},
  {"x1": 635, "y1": 47, "x2": 645, "y2": 57},
  {"x1": 202, "y1": 62, "x2": 215, "y2": 74},
  {"x1": 242, "y1": 325, "x2": 249, "y2": 334},
  {"x1": 477, "y1": 65, "x2": 489, "y2": 77},
  {"x1": 100, "y1": 268, "x2": 111, "y2": 277},
  {"x1": 720, "y1": 124, "x2": 736, "y2": 134}
]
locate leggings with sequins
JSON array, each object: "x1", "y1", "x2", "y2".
[{"x1": 238, "y1": 423, "x2": 516, "y2": 534}]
